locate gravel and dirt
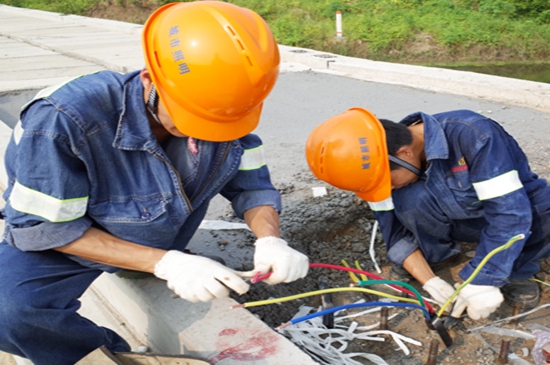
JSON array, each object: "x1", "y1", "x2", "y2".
[{"x1": 195, "y1": 168, "x2": 550, "y2": 365}]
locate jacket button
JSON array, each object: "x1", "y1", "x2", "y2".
[{"x1": 141, "y1": 212, "x2": 151, "y2": 219}]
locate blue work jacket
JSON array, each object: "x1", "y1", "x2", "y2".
[
  {"x1": 1, "y1": 70, "x2": 281, "y2": 271},
  {"x1": 369, "y1": 110, "x2": 550, "y2": 286}
]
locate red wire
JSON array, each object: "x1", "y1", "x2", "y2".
[{"x1": 309, "y1": 263, "x2": 435, "y2": 313}]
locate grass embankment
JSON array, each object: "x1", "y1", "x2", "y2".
[{"x1": 3, "y1": 0, "x2": 550, "y2": 64}]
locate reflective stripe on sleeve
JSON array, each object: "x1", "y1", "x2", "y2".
[
  {"x1": 472, "y1": 170, "x2": 523, "y2": 201},
  {"x1": 13, "y1": 121, "x2": 24, "y2": 145},
  {"x1": 9, "y1": 181, "x2": 88, "y2": 222},
  {"x1": 368, "y1": 197, "x2": 394, "y2": 212},
  {"x1": 239, "y1": 145, "x2": 266, "y2": 171}
]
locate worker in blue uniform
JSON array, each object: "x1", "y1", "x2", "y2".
[
  {"x1": 306, "y1": 107, "x2": 549, "y2": 320},
  {"x1": 0, "y1": 2, "x2": 308, "y2": 364}
]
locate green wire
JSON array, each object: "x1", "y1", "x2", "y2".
[
  {"x1": 356, "y1": 279, "x2": 428, "y2": 311},
  {"x1": 437, "y1": 233, "x2": 525, "y2": 317}
]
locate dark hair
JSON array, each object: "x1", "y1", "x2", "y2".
[{"x1": 379, "y1": 119, "x2": 412, "y2": 171}]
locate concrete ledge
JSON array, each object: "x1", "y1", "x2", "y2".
[
  {"x1": 82, "y1": 274, "x2": 316, "y2": 364},
  {"x1": 278, "y1": 45, "x2": 550, "y2": 113}
]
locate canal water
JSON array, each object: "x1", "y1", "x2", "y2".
[{"x1": 434, "y1": 62, "x2": 550, "y2": 84}]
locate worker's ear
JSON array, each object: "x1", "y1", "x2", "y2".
[
  {"x1": 395, "y1": 146, "x2": 414, "y2": 159},
  {"x1": 140, "y1": 68, "x2": 153, "y2": 89}
]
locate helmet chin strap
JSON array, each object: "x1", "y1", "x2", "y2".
[
  {"x1": 389, "y1": 155, "x2": 422, "y2": 176},
  {"x1": 146, "y1": 84, "x2": 162, "y2": 125}
]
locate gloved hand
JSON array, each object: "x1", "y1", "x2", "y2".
[
  {"x1": 154, "y1": 250, "x2": 249, "y2": 302},
  {"x1": 422, "y1": 276, "x2": 456, "y2": 306},
  {"x1": 252, "y1": 236, "x2": 309, "y2": 285},
  {"x1": 450, "y1": 284, "x2": 503, "y2": 320}
]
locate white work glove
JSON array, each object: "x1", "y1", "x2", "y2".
[
  {"x1": 450, "y1": 284, "x2": 504, "y2": 320},
  {"x1": 154, "y1": 250, "x2": 249, "y2": 302},
  {"x1": 252, "y1": 236, "x2": 309, "y2": 285},
  {"x1": 422, "y1": 276, "x2": 456, "y2": 306}
]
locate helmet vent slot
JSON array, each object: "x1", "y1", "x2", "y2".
[
  {"x1": 236, "y1": 39, "x2": 245, "y2": 51},
  {"x1": 227, "y1": 26, "x2": 236, "y2": 36}
]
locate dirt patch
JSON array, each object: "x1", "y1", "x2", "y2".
[
  {"x1": 201, "y1": 168, "x2": 550, "y2": 365},
  {"x1": 85, "y1": 0, "x2": 156, "y2": 24}
]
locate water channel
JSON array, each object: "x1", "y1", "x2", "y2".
[{"x1": 432, "y1": 62, "x2": 550, "y2": 84}]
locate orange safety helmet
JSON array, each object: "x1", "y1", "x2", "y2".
[
  {"x1": 142, "y1": 1, "x2": 280, "y2": 141},
  {"x1": 305, "y1": 108, "x2": 391, "y2": 202}
]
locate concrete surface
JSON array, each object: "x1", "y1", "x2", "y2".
[{"x1": 1, "y1": 3, "x2": 549, "y2": 364}]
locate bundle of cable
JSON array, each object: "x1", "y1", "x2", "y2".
[{"x1": 279, "y1": 302, "x2": 422, "y2": 365}]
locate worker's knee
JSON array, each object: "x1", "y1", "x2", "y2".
[
  {"x1": 0, "y1": 293, "x2": 37, "y2": 355},
  {"x1": 393, "y1": 183, "x2": 433, "y2": 218},
  {"x1": 0, "y1": 282, "x2": 42, "y2": 333}
]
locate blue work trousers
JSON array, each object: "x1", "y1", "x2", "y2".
[{"x1": 392, "y1": 181, "x2": 550, "y2": 281}]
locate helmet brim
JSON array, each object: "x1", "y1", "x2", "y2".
[{"x1": 158, "y1": 92, "x2": 262, "y2": 142}]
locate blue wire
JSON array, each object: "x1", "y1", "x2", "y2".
[{"x1": 290, "y1": 302, "x2": 431, "y2": 325}]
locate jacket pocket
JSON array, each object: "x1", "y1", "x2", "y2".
[
  {"x1": 88, "y1": 196, "x2": 181, "y2": 247},
  {"x1": 88, "y1": 196, "x2": 167, "y2": 224}
]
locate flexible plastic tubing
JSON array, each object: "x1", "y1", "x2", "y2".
[
  {"x1": 309, "y1": 263, "x2": 436, "y2": 313},
  {"x1": 278, "y1": 302, "x2": 429, "y2": 330},
  {"x1": 531, "y1": 278, "x2": 550, "y2": 287},
  {"x1": 356, "y1": 279, "x2": 428, "y2": 313},
  {"x1": 237, "y1": 287, "x2": 422, "y2": 309},
  {"x1": 437, "y1": 233, "x2": 525, "y2": 317}
]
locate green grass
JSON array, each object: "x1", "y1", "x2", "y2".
[{"x1": 2, "y1": 0, "x2": 550, "y2": 63}]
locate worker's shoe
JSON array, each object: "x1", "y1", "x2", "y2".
[
  {"x1": 501, "y1": 278, "x2": 540, "y2": 310},
  {"x1": 77, "y1": 345, "x2": 212, "y2": 364}
]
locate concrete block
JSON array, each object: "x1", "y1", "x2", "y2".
[{"x1": 86, "y1": 273, "x2": 317, "y2": 364}]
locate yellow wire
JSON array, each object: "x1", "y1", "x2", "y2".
[
  {"x1": 341, "y1": 260, "x2": 360, "y2": 283},
  {"x1": 355, "y1": 260, "x2": 368, "y2": 281},
  {"x1": 437, "y1": 233, "x2": 525, "y2": 317},
  {"x1": 242, "y1": 287, "x2": 422, "y2": 308},
  {"x1": 530, "y1": 278, "x2": 550, "y2": 287}
]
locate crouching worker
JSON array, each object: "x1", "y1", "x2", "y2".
[
  {"x1": 0, "y1": 2, "x2": 308, "y2": 364},
  {"x1": 305, "y1": 107, "x2": 550, "y2": 320}
]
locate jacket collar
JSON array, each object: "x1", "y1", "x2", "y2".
[
  {"x1": 113, "y1": 71, "x2": 159, "y2": 152},
  {"x1": 399, "y1": 111, "x2": 449, "y2": 161}
]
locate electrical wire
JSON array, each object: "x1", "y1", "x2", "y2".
[
  {"x1": 437, "y1": 233, "x2": 525, "y2": 317},
  {"x1": 277, "y1": 302, "x2": 429, "y2": 330},
  {"x1": 530, "y1": 277, "x2": 550, "y2": 287},
  {"x1": 230, "y1": 287, "x2": 423, "y2": 310},
  {"x1": 355, "y1": 279, "x2": 428, "y2": 313},
  {"x1": 341, "y1": 259, "x2": 361, "y2": 283},
  {"x1": 468, "y1": 303, "x2": 550, "y2": 332},
  {"x1": 309, "y1": 263, "x2": 436, "y2": 313}
]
